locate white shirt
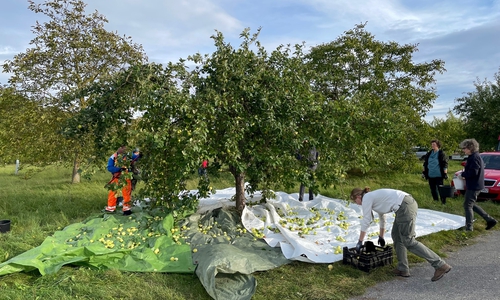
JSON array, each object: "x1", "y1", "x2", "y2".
[{"x1": 360, "y1": 189, "x2": 408, "y2": 232}]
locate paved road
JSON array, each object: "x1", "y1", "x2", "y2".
[{"x1": 350, "y1": 230, "x2": 500, "y2": 300}]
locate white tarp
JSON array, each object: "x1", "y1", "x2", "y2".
[{"x1": 197, "y1": 187, "x2": 465, "y2": 264}]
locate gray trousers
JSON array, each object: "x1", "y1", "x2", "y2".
[
  {"x1": 392, "y1": 195, "x2": 446, "y2": 272},
  {"x1": 464, "y1": 189, "x2": 495, "y2": 230},
  {"x1": 299, "y1": 183, "x2": 314, "y2": 201}
]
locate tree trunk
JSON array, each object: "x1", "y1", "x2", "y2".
[
  {"x1": 72, "y1": 150, "x2": 81, "y2": 184},
  {"x1": 233, "y1": 171, "x2": 246, "y2": 213}
]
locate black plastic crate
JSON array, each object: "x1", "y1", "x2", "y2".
[{"x1": 342, "y1": 244, "x2": 393, "y2": 273}]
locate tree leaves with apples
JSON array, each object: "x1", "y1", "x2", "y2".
[
  {"x1": 71, "y1": 25, "x2": 449, "y2": 217},
  {"x1": 78, "y1": 29, "x2": 335, "y2": 215},
  {"x1": 2, "y1": 0, "x2": 146, "y2": 182},
  {"x1": 70, "y1": 61, "x2": 202, "y2": 215},
  {"x1": 187, "y1": 28, "x2": 335, "y2": 212}
]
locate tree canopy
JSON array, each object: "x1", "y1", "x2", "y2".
[
  {"x1": 306, "y1": 23, "x2": 446, "y2": 172},
  {"x1": 2, "y1": 0, "x2": 146, "y2": 182},
  {"x1": 73, "y1": 29, "x2": 334, "y2": 213},
  {"x1": 428, "y1": 111, "x2": 467, "y2": 153},
  {"x1": 0, "y1": 87, "x2": 72, "y2": 164},
  {"x1": 187, "y1": 29, "x2": 331, "y2": 211},
  {"x1": 73, "y1": 26, "x2": 448, "y2": 214},
  {"x1": 454, "y1": 68, "x2": 500, "y2": 150},
  {"x1": 1, "y1": 2, "x2": 453, "y2": 214}
]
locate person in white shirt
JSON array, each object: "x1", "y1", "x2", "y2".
[{"x1": 350, "y1": 187, "x2": 452, "y2": 282}]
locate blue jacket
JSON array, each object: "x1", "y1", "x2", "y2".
[
  {"x1": 107, "y1": 153, "x2": 123, "y2": 174},
  {"x1": 107, "y1": 152, "x2": 140, "y2": 175},
  {"x1": 461, "y1": 152, "x2": 484, "y2": 191}
]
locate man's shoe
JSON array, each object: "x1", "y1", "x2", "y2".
[
  {"x1": 103, "y1": 209, "x2": 115, "y2": 214},
  {"x1": 486, "y1": 220, "x2": 498, "y2": 230},
  {"x1": 393, "y1": 269, "x2": 410, "y2": 277},
  {"x1": 123, "y1": 210, "x2": 132, "y2": 216},
  {"x1": 431, "y1": 264, "x2": 452, "y2": 282}
]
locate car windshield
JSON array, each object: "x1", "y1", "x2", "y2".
[{"x1": 481, "y1": 155, "x2": 500, "y2": 170}]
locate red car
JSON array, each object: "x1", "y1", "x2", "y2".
[{"x1": 452, "y1": 152, "x2": 500, "y2": 201}]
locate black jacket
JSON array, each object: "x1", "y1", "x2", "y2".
[
  {"x1": 422, "y1": 149, "x2": 448, "y2": 179},
  {"x1": 461, "y1": 152, "x2": 485, "y2": 191}
]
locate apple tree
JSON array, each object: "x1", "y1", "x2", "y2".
[
  {"x1": 306, "y1": 23, "x2": 446, "y2": 172},
  {"x1": 454, "y1": 68, "x2": 500, "y2": 150},
  {"x1": 428, "y1": 112, "x2": 467, "y2": 153},
  {"x1": 186, "y1": 29, "x2": 342, "y2": 212},
  {"x1": 2, "y1": 0, "x2": 146, "y2": 182},
  {"x1": 76, "y1": 29, "x2": 340, "y2": 214},
  {"x1": 0, "y1": 87, "x2": 72, "y2": 166}
]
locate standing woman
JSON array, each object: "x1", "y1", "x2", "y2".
[
  {"x1": 422, "y1": 139, "x2": 448, "y2": 204},
  {"x1": 350, "y1": 187, "x2": 452, "y2": 281},
  {"x1": 459, "y1": 139, "x2": 497, "y2": 231}
]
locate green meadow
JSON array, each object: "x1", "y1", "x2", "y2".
[{"x1": 0, "y1": 160, "x2": 498, "y2": 300}]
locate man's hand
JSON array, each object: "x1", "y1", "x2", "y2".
[
  {"x1": 378, "y1": 236, "x2": 386, "y2": 247},
  {"x1": 444, "y1": 174, "x2": 448, "y2": 180},
  {"x1": 356, "y1": 240, "x2": 363, "y2": 253}
]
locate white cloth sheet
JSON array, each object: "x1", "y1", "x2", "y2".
[{"x1": 196, "y1": 187, "x2": 465, "y2": 263}]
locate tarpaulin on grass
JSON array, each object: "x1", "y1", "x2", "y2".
[
  {"x1": 0, "y1": 203, "x2": 290, "y2": 300},
  {"x1": 180, "y1": 208, "x2": 290, "y2": 300},
  {"x1": 203, "y1": 188, "x2": 465, "y2": 263},
  {"x1": 0, "y1": 187, "x2": 466, "y2": 300},
  {"x1": 0, "y1": 211, "x2": 195, "y2": 276}
]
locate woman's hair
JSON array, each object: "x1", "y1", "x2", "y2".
[
  {"x1": 459, "y1": 138, "x2": 480, "y2": 153},
  {"x1": 431, "y1": 139, "x2": 441, "y2": 148},
  {"x1": 350, "y1": 187, "x2": 371, "y2": 201}
]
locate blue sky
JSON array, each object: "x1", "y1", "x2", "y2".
[{"x1": 1, "y1": 0, "x2": 499, "y2": 121}]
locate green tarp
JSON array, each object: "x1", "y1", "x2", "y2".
[
  {"x1": 182, "y1": 208, "x2": 290, "y2": 299},
  {"x1": 0, "y1": 207, "x2": 290, "y2": 300},
  {"x1": 0, "y1": 211, "x2": 194, "y2": 275}
]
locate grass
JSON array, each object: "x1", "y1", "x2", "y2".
[{"x1": 0, "y1": 161, "x2": 498, "y2": 300}]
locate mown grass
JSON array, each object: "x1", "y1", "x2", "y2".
[{"x1": 0, "y1": 160, "x2": 498, "y2": 300}]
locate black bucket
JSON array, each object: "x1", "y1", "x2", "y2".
[
  {"x1": 438, "y1": 185, "x2": 455, "y2": 199},
  {"x1": 0, "y1": 220, "x2": 11, "y2": 233}
]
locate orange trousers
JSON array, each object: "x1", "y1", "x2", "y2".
[{"x1": 106, "y1": 177, "x2": 131, "y2": 212}]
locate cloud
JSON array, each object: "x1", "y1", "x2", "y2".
[
  {"x1": 0, "y1": 47, "x2": 18, "y2": 56},
  {"x1": 84, "y1": 0, "x2": 243, "y2": 56}
]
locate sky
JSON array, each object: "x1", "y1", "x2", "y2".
[{"x1": 1, "y1": 0, "x2": 499, "y2": 121}]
